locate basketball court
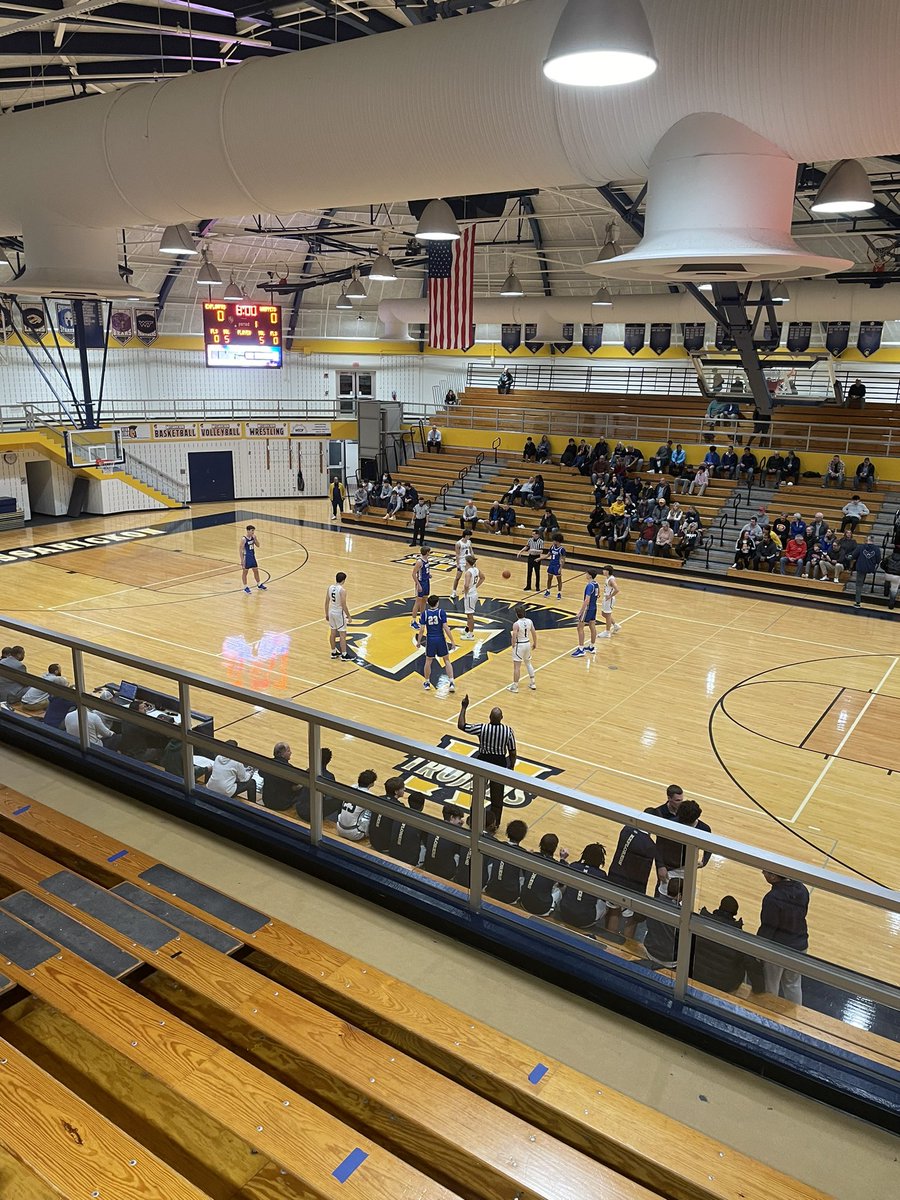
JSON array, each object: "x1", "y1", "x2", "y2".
[{"x1": 1, "y1": 497, "x2": 898, "y2": 988}]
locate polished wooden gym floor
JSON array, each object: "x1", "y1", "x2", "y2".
[{"x1": 1, "y1": 499, "x2": 898, "y2": 987}]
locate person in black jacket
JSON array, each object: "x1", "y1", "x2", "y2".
[
  {"x1": 367, "y1": 776, "x2": 407, "y2": 853},
  {"x1": 423, "y1": 804, "x2": 466, "y2": 880},
  {"x1": 484, "y1": 818, "x2": 528, "y2": 903},
  {"x1": 603, "y1": 823, "x2": 656, "y2": 937},
  {"x1": 645, "y1": 791, "x2": 711, "y2": 884},
  {"x1": 558, "y1": 843, "x2": 607, "y2": 929},
  {"x1": 757, "y1": 871, "x2": 809, "y2": 1004},
  {"x1": 691, "y1": 896, "x2": 753, "y2": 993},
  {"x1": 643, "y1": 877, "x2": 682, "y2": 968},
  {"x1": 391, "y1": 792, "x2": 427, "y2": 866},
  {"x1": 291, "y1": 747, "x2": 339, "y2": 822},
  {"x1": 455, "y1": 808, "x2": 500, "y2": 889},
  {"x1": 519, "y1": 833, "x2": 569, "y2": 916}
]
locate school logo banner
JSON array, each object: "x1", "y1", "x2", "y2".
[
  {"x1": 111, "y1": 309, "x2": 134, "y2": 346},
  {"x1": 135, "y1": 308, "x2": 159, "y2": 347}
]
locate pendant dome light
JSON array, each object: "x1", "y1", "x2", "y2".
[
  {"x1": 345, "y1": 267, "x2": 367, "y2": 299},
  {"x1": 590, "y1": 218, "x2": 623, "y2": 265},
  {"x1": 369, "y1": 236, "x2": 397, "y2": 281},
  {"x1": 223, "y1": 274, "x2": 242, "y2": 302},
  {"x1": 543, "y1": 0, "x2": 657, "y2": 88},
  {"x1": 810, "y1": 159, "x2": 875, "y2": 214},
  {"x1": 500, "y1": 261, "x2": 524, "y2": 297},
  {"x1": 196, "y1": 247, "x2": 221, "y2": 286},
  {"x1": 591, "y1": 284, "x2": 614, "y2": 306},
  {"x1": 416, "y1": 199, "x2": 460, "y2": 242},
  {"x1": 770, "y1": 280, "x2": 791, "y2": 303},
  {"x1": 159, "y1": 224, "x2": 198, "y2": 256},
  {"x1": 335, "y1": 285, "x2": 353, "y2": 310}
]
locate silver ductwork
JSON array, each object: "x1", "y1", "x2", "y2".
[
  {"x1": 377, "y1": 284, "x2": 900, "y2": 340},
  {"x1": 0, "y1": 0, "x2": 898, "y2": 290}
]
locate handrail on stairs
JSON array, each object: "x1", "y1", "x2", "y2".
[
  {"x1": 474, "y1": 451, "x2": 484, "y2": 479},
  {"x1": 491, "y1": 436, "x2": 501, "y2": 464},
  {"x1": 438, "y1": 483, "x2": 450, "y2": 511},
  {"x1": 123, "y1": 450, "x2": 189, "y2": 504}
]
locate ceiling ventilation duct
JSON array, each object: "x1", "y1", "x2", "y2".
[{"x1": 594, "y1": 114, "x2": 852, "y2": 282}]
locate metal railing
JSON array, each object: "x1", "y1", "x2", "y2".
[
  {"x1": 442, "y1": 405, "x2": 900, "y2": 457},
  {"x1": 122, "y1": 451, "x2": 189, "y2": 505},
  {"x1": 0, "y1": 612, "x2": 898, "y2": 1084}
]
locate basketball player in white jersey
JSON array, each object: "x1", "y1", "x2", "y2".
[
  {"x1": 451, "y1": 532, "x2": 474, "y2": 599},
  {"x1": 460, "y1": 554, "x2": 484, "y2": 639},
  {"x1": 325, "y1": 571, "x2": 352, "y2": 660},
  {"x1": 598, "y1": 564, "x2": 621, "y2": 638},
  {"x1": 509, "y1": 604, "x2": 537, "y2": 692}
]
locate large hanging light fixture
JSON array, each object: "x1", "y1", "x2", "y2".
[
  {"x1": 499, "y1": 262, "x2": 524, "y2": 297},
  {"x1": 369, "y1": 237, "x2": 397, "y2": 281},
  {"x1": 345, "y1": 267, "x2": 367, "y2": 299},
  {"x1": 159, "y1": 224, "x2": 198, "y2": 256},
  {"x1": 543, "y1": 0, "x2": 657, "y2": 88},
  {"x1": 590, "y1": 219, "x2": 623, "y2": 264},
  {"x1": 196, "y1": 247, "x2": 221, "y2": 286},
  {"x1": 770, "y1": 280, "x2": 791, "y2": 303},
  {"x1": 223, "y1": 274, "x2": 242, "y2": 302},
  {"x1": 416, "y1": 199, "x2": 460, "y2": 242},
  {"x1": 335, "y1": 286, "x2": 353, "y2": 310},
  {"x1": 810, "y1": 159, "x2": 875, "y2": 214},
  {"x1": 591, "y1": 284, "x2": 614, "y2": 306}
]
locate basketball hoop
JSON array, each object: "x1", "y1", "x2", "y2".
[{"x1": 94, "y1": 457, "x2": 116, "y2": 474}]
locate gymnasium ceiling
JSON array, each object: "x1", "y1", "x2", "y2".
[{"x1": 2, "y1": 0, "x2": 900, "y2": 335}]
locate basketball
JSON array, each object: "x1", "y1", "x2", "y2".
[{"x1": 502, "y1": 569, "x2": 511, "y2": 579}]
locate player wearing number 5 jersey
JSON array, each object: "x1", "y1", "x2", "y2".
[
  {"x1": 325, "y1": 572, "x2": 352, "y2": 660},
  {"x1": 598, "y1": 565, "x2": 621, "y2": 638},
  {"x1": 451, "y1": 533, "x2": 474, "y2": 599},
  {"x1": 240, "y1": 525, "x2": 266, "y2": 593},
  {"x1": 460, "y1": 555, "x2": 485, "y2": 640},
  {"x1": 419, "y1": 595, "x2": 456, "y2": 692},
  {"x1": 509, "y1": 605, "x2": 537, "y2": 692},
  {"x1": 572, "y1": 570, "x2": 600, "y2": 657}
]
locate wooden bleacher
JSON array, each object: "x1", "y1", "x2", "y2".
[
  {"x1": 452, "y1": 388, "x2": 900, "y2": 457},
  {"x1": 0, "y1": 786, "x2": 837, "y2": 1200}
]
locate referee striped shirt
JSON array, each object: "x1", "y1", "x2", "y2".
[
  {"x1": 525, "y1": 535, "x2": 544, "y2": 556},
  {"x1": 464, "y1": 721, "x2": 516, "y2": 758}
]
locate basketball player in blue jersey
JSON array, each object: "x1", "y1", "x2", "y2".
[
  {"x1": 240, "y1": 525, "x2": 267, "y2": 593},
  {"x1": 542, "y1": 535, "x2": 566, "y2": 599},
  {"x1": 572, "y1": 569, "x2": 600, "y2": 657},
  {"x1": 411, "y1": 546, "x2": 432, "y2": 629},
  {"x1": 419, "y1": 594, "x2": 456, "y2": 692}
]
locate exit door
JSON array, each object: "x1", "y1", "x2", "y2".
[{"x1": 337, "y1": 370, "x2": 374, "y2": 414}]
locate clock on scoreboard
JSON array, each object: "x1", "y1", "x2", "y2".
[{"x1": 202, "y1": 302, "x2": 283, "y2": 368}]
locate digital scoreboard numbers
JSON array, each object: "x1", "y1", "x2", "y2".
[{"x1": 202, "y1": 302, "x2": 283, "y2": 369}]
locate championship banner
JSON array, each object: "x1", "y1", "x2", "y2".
[
  {"x1": 135, "y1": 308, "x2": 159, "y2": 347},
  {"x1": 552, "y1": 322, "x2": 574, "y2": 354},
  {"x1": 55, "y1": 303, "x2": 75, "y2": 342},
  {"x1": 500, "y1": 323, "x2": 521, "y2": 354},
  {"x1": 681, "y1": 322, "x2": 705, "y2": 352},
  {"x1": 623, "y1": 323, "x2": 646, "y2": 355},
  {"x1": 523, "y1": 323, "x2": 544, "y2": 354},
  {"x1": 856, "y1": 320, "x2": 883, "y2": 357},
  {"x1": 20, "y1": 305, "x2": 46, "y2": 341},
  {"x1": 754, "y1": 321, "x2": 782, "y2": 352},
  {"x1": 786, "y1": 321, "x2": 812, "y2": 353},
  {"x1": 824, "y1": 321, "x2": 850, "y2": 357},
  {"x1": 78, "y1": 300, "x2": 105, "y2": 349},
  {"x1": 715, "y1": 323, "x2": 735, "y2": 352},
  {"x1": 648, "y1": 322, "x2": 672, "y2": 355},
  {"x1": 581, "y1": 323, "x2": 603, "y2": 354},
  {"x1": 110, "y1": 309, "x2": 134, "y2": 346}
]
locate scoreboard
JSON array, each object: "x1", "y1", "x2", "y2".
[{"x1": 202, "y1": 302, "x2": 282, "y2": 369}]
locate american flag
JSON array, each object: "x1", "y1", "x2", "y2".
[{"x1": 427, "y1": 225, "x2": 475, "y2": 350}]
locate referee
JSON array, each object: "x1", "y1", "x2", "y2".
[
  {"x1": 516, "y1": 529, "x2": 544, "y2": 591},
  {"x1": 457, "y1": 694, "x2": 517, "y2": 823}
]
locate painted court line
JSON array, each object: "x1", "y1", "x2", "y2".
[{"x1": 789, "y1": 656, "x2": 899, "y2": 824}]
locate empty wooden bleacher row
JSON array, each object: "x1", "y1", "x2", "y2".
[
  {"x1": 431, "y1": 458, "x2": 738, "y2": 569},
  {"x1": 0, "y1": 787, "x2": 836, "y2": 1200},
  {"x1": 452, "y1": 387, "x2": 900, "y2": 458}
]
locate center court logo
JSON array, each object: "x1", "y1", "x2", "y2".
[
  {"x1": 344, "y1": 595, "x2": 573, "y2": 682},
  {"x1": 394, "y1": 734, "x2": 562, "y2": 811}
]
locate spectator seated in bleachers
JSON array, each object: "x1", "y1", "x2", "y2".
[
  {"x1": 720, "y1": 445, "x2": 739, "y2": 480},
  {"x1": 559, "y1": 437, "x2": 577, "y2": 467},
  {"x1": 502, "y1": 477, "x2": 522, "y2": 504},
  {"x1": 423, "y1": 803, "x2": 466, "y2": 881},
  {"x1": 771, "y1": 514, "x2": 790, "y2": 545},
  {"x1": 805, "y1": 512, "x2": 827, "y2": 546},
  {"x1": 522, "y1": 436, "x2": 537, "y2": 462},
  {"x1": 500, "y1": 503, "x2": 518, "y2": 535},
  {"x1": 789, "y1": 513, "x2": 807, "y2": 541},
  {"x1": 391, "y1": 791, "x2": 428, "y2": 867},
  {"x1": 812, "y1": 529, "x2": 841, "y2": 582},
  {"x1": 608, "y1": 514, "x2": 631, "y2": 554},
  {"x1": 591, "y1": 437, "x2": 610, "y2": 463},
  {"x1": 733, "y1": 534, "x2": 756, "y2": 571},
  {"x1": 445, "y1": 387, "x2": 459, "y2": 406},
  {"x1": 207, "y1": 739, "x2": 258, "y2": 804},
  {"x1": 426, "y1": 424, "x2": 443, "y2": 453},
  {"x1": 676, "y1": 517, "x2": 703, "y2": 562},
  {"x1": 18, "y1": 661, "x2": 69, "y2": 713},
  {"x1": 669, "y1": 443, "x2": 687, "y2": 476},
  {"x1": 624, "y1": 444, "x2": 644, "y2": 473},
  {"x1": 703, "y1": 445, "x2": 721, "y2": 476},
  {"x1": 688, "y1": 465, "x2": 710, "y2": 496},
  {"x1": 525, "y1": 474, "x2": 546, "y2": 509},
  {"x1": 648, "y1": 476, "x2": 672, "y2": 506},
  {"x1": 780, "y1": 534, "x2": 807, "y2": 576},
  {"x1": 654, "y1": 521, "x2": 675, "y2": 558},
  {"x1": 761, "y1": 452, "x2": 784, "y2": 488},
  {"x1": 648, "y1": 440, "x2": 673, "y2": 473},
  {"x1": 259, "y1": 741, "x2": 304, "y2": 813},
  {"x1": 834, "y1": 529, "x2": 858, "y2": 576},
  {"x1": 485, "y1": 818, "x2": 528, "y2": 904},
  {"x1": 558, "y1": 842, "x2": 607, "y2": 930},
  {"x1": 572, "y1": 441, "x2": 591, "y2": 474},
  {"x1": 782, "y1": 450, "x2": 802, "y2": 485},
  {"x1": 367, "y1": 776, "x2": 406, "y2": 854},
  {"x1": 0, "y1": 644, "x2": 27, "y2": 708},
  {"x1": 739, "y1": 515, "x2": 765, "y2": 542},
  {"x1": 497, "y1": 368, "x2": 513, "y2": 395},
  {"x1": 352, "y1": 484, "x2": 369, "y2": 515},
  {"x1": 753, "y1": 529, "x2": 781, "y2": 572},
  {"x1": 840, "y1": 495, "x2": 869, "y2": 532},
  {"x1": 535, "y1": 434, "x2": 552, "y2": 463},
  {"x1": 854, "y1": 456, "x2": 877, "y2": 492},
  {"x1": 692, "y1": 895, "x2": 755, "y2": 994},
  {"x1": 538, "y1": 506, "x2": 560, "y2": 536},
  {"x1": 822, "y1": 455, "x2": 846, "y2": 489},
  {"x1": 634, "y1": 517, "x2": 657, "y2": 556},
  {"x1": 336, "y1": 768, "x2": 376, "y2": 841},
  {"x1": 642, "y1": 876, "x2": 683, "y2": 969},
  {"x1": 738, "y1": 448, "x2": 758, "y2": 485},
  {"x1": 519, "y1": 833, "x2": 569, "y2": 916},
  {"x1": 487, "y1": 500, "x2": 505, "y2": 534},
  {"x1": 459, "y1": 501, "x2": 479, "y2": 532},
  {"x1": 587, "y1": 505, "x2": 609, "y2": 547}
]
